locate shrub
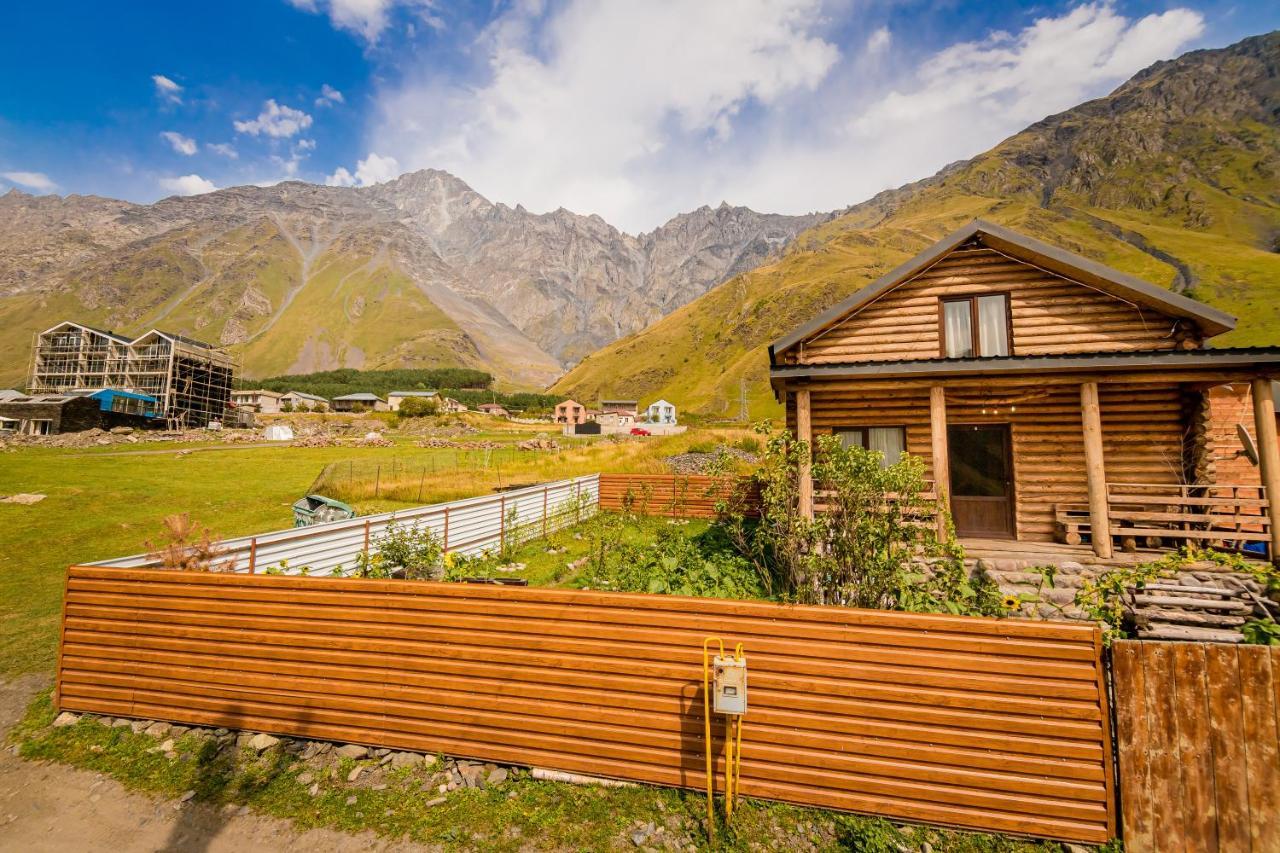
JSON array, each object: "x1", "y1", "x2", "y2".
[
  {"x1": 146, "y1": 514, "x2": 236, "y2": 572},
  {"x1": 399, "y1": 396, "x2": 441, "y2": 417},
  {"x1": 355, "y1": 520, "x2": 444, "y2": 580}
]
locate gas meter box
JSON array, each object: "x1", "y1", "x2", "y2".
[{"x1": 712, "y1": 655, "x2": 747, "y2": 715}]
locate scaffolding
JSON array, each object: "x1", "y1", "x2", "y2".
[{"x1": 28, "y1": 322, "x2": 236, "y2": 428}]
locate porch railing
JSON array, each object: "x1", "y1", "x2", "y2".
[{"x1": 1102, "y1": 482, "x2": 1270, "y2": 550}]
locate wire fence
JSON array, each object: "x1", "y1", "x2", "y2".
[{"x1": 311, "y1": 448, "x2": 552, "y2": 503}]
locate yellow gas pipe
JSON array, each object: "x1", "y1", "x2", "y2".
[{"x1": 702, "y1": 637, "x2": 746, "y2": 837}]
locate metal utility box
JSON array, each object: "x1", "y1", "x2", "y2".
[{"x1": 712, "y1": 655, "x2": 747, "y2": 715}]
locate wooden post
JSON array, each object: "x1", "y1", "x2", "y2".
[
  {"x1": 248, "y1": 538, "x2": 258, "y2": 574},
  {"x1": 929, "y1": 385, "x2": 950, "y2": 539},
  {"x1": 1080, "y1": 382, "x2": 1113, "y2": 559},
  {"x1": 1250, "y1": 377, "x2": 1280, "y2": 563},
  {"x1": 796, "y1": 388, "x2": 814, "y2": 519}
]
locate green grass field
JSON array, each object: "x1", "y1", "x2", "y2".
[{"x1": 0, "y1": 423, "x2": 750, "y2": 677}]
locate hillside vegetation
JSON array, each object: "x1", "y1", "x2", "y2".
[{"x1": 553, "y1": 32, "x2": 1280, "y2": 419}]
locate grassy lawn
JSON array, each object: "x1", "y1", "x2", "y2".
[{"x1": 0, "y1": 422, "x2": 750, "y2": 677}]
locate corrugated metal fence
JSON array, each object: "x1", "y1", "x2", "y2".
[
  {"x1": 1112, "y1": 641, "x2": 1279, "y2": 852},
  {"x1": 90, "y1": 475, "x2": 600, "y2": 576},
  {"x1": 54, "y1": 568, "x2": 1114, "y2": 843}
]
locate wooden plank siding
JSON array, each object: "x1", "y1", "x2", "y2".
[
  {"x1": 597, "y1": 473, "x2": 756, "y2": 518},
  {"x1": 55, "y1": 566, "x2": 1115, "y2": 844},
  {"x1": 1113, "y1": 641, "x2": 1280, "y2": 853},
  {"x1": 786, "y1": 378, "x2": 1186, "y2": 541},
  {"x1": 786, "y1": 245, "x2": 1193, "y2": 366}
]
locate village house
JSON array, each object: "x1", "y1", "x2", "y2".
[
  {"x1": 386, "y1": 390, "x2": 436, "y2": 412},
  {"x1": 769, "y1": 220, "x2": 1280, "y2": 562},
  {"x1": 645, "y1": 399, "x2": 677, "y2": 424},
  {"x1": 231, "y1": 389, "x2": 283, "y2": 414},
  {"x1": 554, "y1": 399, "x2": 588, "y2": 425},
  {"x1": 332, "y1": 392, "x2": 389, "y2": 413},
  {"x1": 280, "y1": 390, "x2": 330, "y2": 411},
  {"x1": 477, "y1": 403, "x2": 510, "y2": 417},
  {"x1": 600, "y1": 399, "x2": 639, "y2": 417}
]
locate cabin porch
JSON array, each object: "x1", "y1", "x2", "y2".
[{"x1": 781, "y1": 354, "x2": 1280, "y2": 564}]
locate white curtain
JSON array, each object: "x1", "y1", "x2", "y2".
[
  {"x1": 868, "y1": 427, "x2": 905, "y2": 467},
  {"x1": 943, "y1": 301, "x2": 972, "y2": 358},
  {"x1": 977, "y1": 295, "x2": 1009, "y2": 356}
]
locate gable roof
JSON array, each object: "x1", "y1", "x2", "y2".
[
  {"x1": 386, "y1": 390, "x2": 438, "y2": 398},
  {"x1": 770, "y1": 220, "x2": 1237, "y2": 361},
  {"x1": 333, "y1": 392, "x2": 385, "y2": 402}
]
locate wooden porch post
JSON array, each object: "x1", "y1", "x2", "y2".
[
  {"x1": 930, "y1": 385, "x2": 950, "y2": 539},
  {"x1": 1250, "y1": 377, "x2": 1280, "y2": 562},
  {"x1": 1080, "y1": 382, "x2": 1113, "y2": 559},
  {"x1": 796, "y1": 388, "x2": 814, "y2": 519}
]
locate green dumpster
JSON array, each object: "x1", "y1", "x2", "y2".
[{"x1": 292, "y1": 494, "x2": 357, "y2": 527}]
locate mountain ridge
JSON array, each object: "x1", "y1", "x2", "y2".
[{"x1": 0, "y1": 170, "x2": 831, "y2": 387}]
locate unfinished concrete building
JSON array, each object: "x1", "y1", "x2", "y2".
[{"x1": 27, "y1": 322, "x2": 235, "y2": 428}]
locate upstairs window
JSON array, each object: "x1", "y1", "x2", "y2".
[{"x1": 942, "y1": 294, "x2": 1011, "y2": 358}]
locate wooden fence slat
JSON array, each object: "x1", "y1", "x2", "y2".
[
  {"x1": 1143, "y1": 642, "x2": 1186, "y2": 852},
  {"x1": 55, "y1": 565, "x2": 1113, "y2": 844},
  {"x1": 1173, "y1": 643, "x2": 1219, "y2": 853},
  {"x1": 1113, "y1": 643, "x2": 1154, "y2": 852},
  {"x1": 1239, "y1": 646, "x2": 1279, "y2": 852},
  {"x1": 1205, "y1": 644, "x2": 1251, "y2": 853}
]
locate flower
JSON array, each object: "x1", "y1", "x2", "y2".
[{"x1": 1002, "y1": 594, "x2": 1021, "y2": 610}]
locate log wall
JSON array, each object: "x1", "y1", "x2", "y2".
[
  {"x1": 790, "y1": 244, "x2": 1192, "y2": 365},
  {"x1": 1112, "y1": 641, "x2": 1280, "y2": 852},
  {"x1": 789, "y1": 378, "x2": 1186, "y2": 541},
  {"x1": 55, "y1": 566, "x2": 1115, "y2": 844}
]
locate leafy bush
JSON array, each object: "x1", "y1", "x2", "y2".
[
  {"x1": 577, "y1": 523, "x2": 766, "y2": 600},
  {"x1": 398, "y1": 396, "x2": 441, "y2": 417},
  {"x1": 355, "y1": 520, "x2": 444, "y2": 580},
  {"x1": 712, "y1": 423, "x2": 1001, "y2": 616}
]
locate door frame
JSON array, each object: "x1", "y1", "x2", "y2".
[{"x1": 947, "y1": 422, "x2": 1017, "y2": 539}]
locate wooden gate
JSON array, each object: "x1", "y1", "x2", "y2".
[
  {"x1": 1112, "y1": 641, "x2": 1279, "y2": 852},
  {"x1": 55, "y1": 566, "x2": 1115, "y2": 843}
]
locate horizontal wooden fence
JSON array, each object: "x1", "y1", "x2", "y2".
[
  {"x1": 597, "y1": 473, "x2": 756, "y2": 518},
  {"x1": 1112, "y1": 641, "x2": 1279, "y2": 852},
  {"x1": 56, "y1": 566, "x2": 1113, "y2": 843}
]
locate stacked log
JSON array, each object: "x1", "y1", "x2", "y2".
[{"x1": 1130, "y1": 582, "x2": 1254, "y2": 643}]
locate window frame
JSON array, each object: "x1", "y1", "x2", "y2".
[
  {"x1": 833, "y1": 425, "x2": 909, "y2": 467},
  {"x1": 939, "y1": 293, "x2": 1014, "y2": 358}
]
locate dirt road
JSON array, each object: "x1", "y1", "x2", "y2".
[{"x1": 0, "y1": 676, "x2": 437, "y2": 852}]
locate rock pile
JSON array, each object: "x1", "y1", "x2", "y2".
[
  {"x1": 517, "y1": 437, "x2": 559, "y2": 451},
  {"x1": 663, "y1": 445, "x2": 757, "y2": 474}
]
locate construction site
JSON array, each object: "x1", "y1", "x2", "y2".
[{"x1": 26, "y1": 321, "x2": 235, "y2": 428}]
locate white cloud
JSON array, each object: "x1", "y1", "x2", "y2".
[
  {"x1": 326, "y1": 152, "x2": 400, "y2": 187},
  {"x1": 288, "y1": 0, "x2": 438, "y2": 43},
  {"x1": 206, "y1": 143, "x2": 238, "y2": 159},
  {"x1": 1, "y1": 171, "x2": 57, "y2": 192},
  {"x1": 368, "y1": 0, "x2": 1203, "y2": 231},
  {"x1": 152, "y1": 74, "x2": 183, "y2": 105},
  {"x1": 372, "y1": 0, "x2": 838, "y2": 231},
  {"x1": 316, "y1": 83, "x2": 345, "y2": 107},
  {"x1": 865, "y1": 27, "x2": 891, "y2": 55},
  {"x1": 160, "y1": 131, "x2": 198, "y2": 156},
  {"x1": 159, "y1": 174, "x2": 217, "y2": 196},
  {"x1": 273, "y1": 139, "x2": 318, "y2": 178},
  {"x1": 234, "y1": 100, "x2": 314, "y2": 138}
]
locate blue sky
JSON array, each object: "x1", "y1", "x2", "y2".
[{"x1": 0, "y1": 1, "x2": 1274, "y2": 232}]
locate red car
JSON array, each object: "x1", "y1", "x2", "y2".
[{"x1": 629, "y1": 427, "x2": 651, "y2": 436}]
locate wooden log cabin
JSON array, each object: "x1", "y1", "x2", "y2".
[{"x1": 769, "y1": 220, "x2": 1280, "y2": 562}]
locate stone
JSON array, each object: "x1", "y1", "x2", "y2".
[
  {"x1": 345, "y1": 796, "x2": 358, "y2": 806},
  {"x1": 347, "y1": 767, "x2": 363, "y2": 782},
  {"x1": 371, "y1": 784, "x2": 388, "y2": 791},
  {"x1": 178, "y1": 790, "x2": 195, "y2": 803},
  {"x1": 335, "y1": 744, "x2": 368, "y2": 760},
  {"x1": 145, "y1": 722, "x2": 172, "y2": 738},
  {"x1": 170, "y1": 726, "x2": 190, "y2": 737},
  {"x1": 247, "y1": 733, "x2": 280, "y2": 752},
  {"x1": 486, "y1": 767, "x2": 509, "y2": 785},
  {"x1": 389, "y1": 752, "x2": 425, "y2": 770},
  {"x1": 111, "y1": 719, "x2": 131, "y2": 728},
  {"x1": 52, "y1": 712, "x2": 79, "y2": 728},
  {"x1": 296, "y1": 772, "x2": 314, "y2": 785},
  {"x1": 425, "y1": 796, "x2": 447, "y2": 807},
  {"x1": 158, "y1": 739, "x2": 176, "y2": 753},
  {"x1": 459, "y1": 764, "x2": 485, "y2": 788},
  {"x1": 309, "y1": 783, "x2": 321, "y2": 797}
]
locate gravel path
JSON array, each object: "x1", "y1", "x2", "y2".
[{"x1": 0, "y1": 676, "x2": 437, "y2": 852}]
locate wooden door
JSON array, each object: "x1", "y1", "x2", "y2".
[{"x1": 948, "y1": 424, "x2": 1015, "y2": 538}]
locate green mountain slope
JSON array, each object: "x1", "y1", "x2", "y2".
[{"x1": 552, "y1": 32, "x2": 1280, "y2": 419}]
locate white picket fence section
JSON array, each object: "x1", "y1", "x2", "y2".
[{"x1": 90, "y1": 474, "x2": 601, "y2": 577}]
